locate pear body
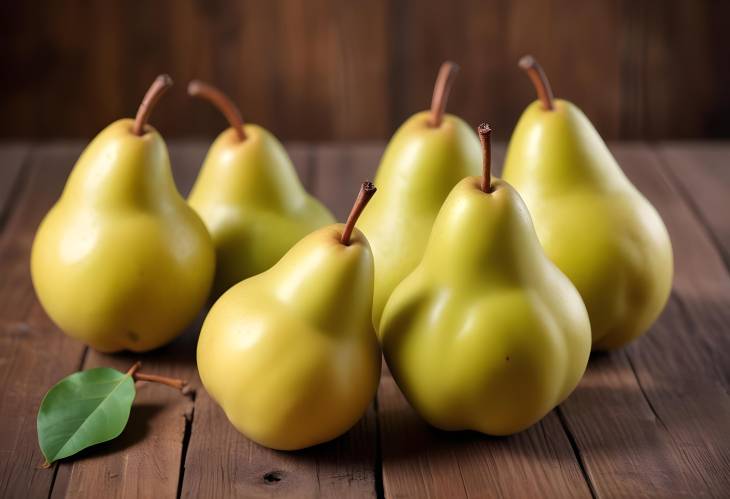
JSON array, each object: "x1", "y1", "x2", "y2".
[
  {"x1": 188, "y1": 125, "x2": 334, "y2": 295},
  {"x1": 197, "y1": 225, "x2": 380, "y2": 450},
  {"x1": 31, "y1": 119, "x2": 215, "y2": 352},
  {"x1": 380, "y1": 178, "x2": 591, "y2": 435},
  {"x1": 502, "y1": 100, "x2": 673, "y2": 350},
  {"x1": 358, "y1": 112, "x2": 481, "y2": 330}
]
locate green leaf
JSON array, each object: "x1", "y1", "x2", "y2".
[{"x1": 37, "y1": 367, "x2": 136, "y2": 464}]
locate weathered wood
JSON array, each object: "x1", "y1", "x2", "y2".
[
  {"x1": 623, "y1": 144, "x2": 730, "y2": 495},
  {"x1": 0, "y1": 144, "x2": 88, "y2": 498},
  {"x1": 5, "y1": 1, "x2": 730, "y2": 141}
]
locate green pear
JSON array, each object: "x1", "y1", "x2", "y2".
[
  {"x1": 502, "y1": 56, "x2": 673, "y2": 350},
  {"x1": 187, "y1": 81, "x2": 334, "y2": 295},
  {"x1": 197, "y1": 183, "x2": 381, "y2": 450},
  {"x1": 380, "y1": 125, "x2": 591, "y2": 435},
  {"x1": 358, "y1": 62, "x2": 481, "y2": 330},
  {"x1": 31, "y1": 76, "x2": 215, "y2": 353}
]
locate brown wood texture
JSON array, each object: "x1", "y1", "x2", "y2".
[
  {"x1": 1, "y1": 141, "x2": 730, "y2": 498},
  {"x1": 2, "y1": 1, "x2": 729, "y2": 141}
]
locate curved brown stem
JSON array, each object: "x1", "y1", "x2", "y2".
[
  {"x1": 340, "y1": 182, "x2": 377, "y2": 245},
  {"x1": 188, "y1": 80, "x2": 246, "y2": 141},
  {"x1": 478, "y1": 123, "x2": 492, "y2": 193},
  {"x1": 134, "y1": 373, "x2": 188, "y2": 391},
  {"x1": 428, "y1": 61, "x2": 460, "y2": 127},
  {"x1": 125, "y1": 362, "x2": 188, "y2": 392},
  {"x1": 132, "y1": 74, "x2": 173, "y2": 136},
  {"x1": 518, "y1": 56, "x2": 554, "y2": 110}
]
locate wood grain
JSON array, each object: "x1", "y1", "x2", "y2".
[
  {"x1": 0, "y1": 144, "x2": 88, "y2": 498},
  {"x1": 2, "y1": 1, "x2": 729, "y2": 140}
]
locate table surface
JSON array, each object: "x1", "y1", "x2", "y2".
[{"x1": 1, "y1": 141, "x2": 729, "y2": 499}]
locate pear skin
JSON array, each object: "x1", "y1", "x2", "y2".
[
  {"x1": 502, "y1": 57, "x2": 673, "y2": 350},
  {"x1": 187, "y1": 81, "x2": 334, "y2": 295},
  {"x1": 358, "y1": 62, "x2": 481, "y2": 331},
  {"x1": 31, "y1": 76, "x2": 215, "y2": 353},
  {"x1": 380, "y1": 171, "x2": 591, "y2": 435},
  {"x1": 197, "y1": 183, "x2": 380, "y2": 450}
]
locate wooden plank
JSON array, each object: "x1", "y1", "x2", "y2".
[
  {"x1": 179, "y1": 143, "x2": 379, "y2": 498},
  {"x1": 0, "y1": 144, "x2": 89, "y2": 498},
  {"x1": 557, "y1": 144, "x2": 730, "y2": 497},
  {"x1": 657, "y1": 143, "x2": 730, "y2": 267},
  {"x1": 380, "y1": 375, "x2": 592, "y2": 499},
  {"x1": 625, "y1": 143, "x2": 730, "y2": 494}
]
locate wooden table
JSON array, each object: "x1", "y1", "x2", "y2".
[{"x1": 1, "y1": 141, "x2": 728, "y2": 498}]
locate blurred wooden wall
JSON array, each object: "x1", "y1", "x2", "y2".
[{"x1": 1, "y1": 0, "x2": 728, "y2": 140}]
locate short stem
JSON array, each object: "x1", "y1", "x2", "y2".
[
  {"x1": 518, "y1": 55, "x2": 554, "y2": 111},
  {"x1": 428, "y1": 61, "x2": 459, "y2": 127},
  {"x1": 132, "y1": 74, "x2": 173, "y2": 136},
  {"x1": 125, "y1": 362, "x2": 188, "y2": 392},
  {"x1": 188, "y1": 80, "x2": 246, "y2": 141},
  {"x1": 478, "y1": 123, "x2": 492, "y2": 193},
  {"x1": 340, "y1": 182, "x2": 377, "y2": 245},
  {"x1": 134, "y1": 373, "x2": 188, "y2": 392}
]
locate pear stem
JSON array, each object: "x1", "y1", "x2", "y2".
[
  {"x1": 188, "y1": 80, "x2": 247, "y2": 141},
  {"x1": 125, "y1": 362, "x2": 188, "y2": 392},
  {"x1": 132, "y1": 74, "x2": 173, "y2": 136},
  {"x1": 478, "y1": 123, "x2": 493, "y2": 193},
  {"x1": 428, "y1": 61, "x2": 459, "y2": 127},
  {"x1": 340, "y1": 182, "x2": 377, "y2": 245},
  {"x1": 518, "y1": 56, "x2": 554, "y2": 111}
]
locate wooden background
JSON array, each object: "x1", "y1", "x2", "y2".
[{"x1": 1, "y1": 0, "x2": 729, "y2": 141}]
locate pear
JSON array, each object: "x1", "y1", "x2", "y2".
[
  {"x1": 380, "y1": 125, "x2": 591, "y2": 435},
  {"x1": 357, "y1": 62, "x2": 481, "y2": 331},
  {"x1": 502, "y1": 56, "x2": 673, "y2": 350},
  {"x1": 187, "y1": 81, "x2": 334, "y2": 295},
  {"x1": 197, "y1": 182, "x2": 381, "y2": 450},
  {"x1": 31, "y1": 75, "x2": 215, "y2": 353}
]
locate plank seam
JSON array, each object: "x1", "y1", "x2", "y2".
[
  {"x1": 46, "y1": 345, "x2": 89, "y2": 499},
  {"x1": 623, "y1": 352, "x2": 670, "y2": 432},
  {"x1": 373, "y1": 395, "x2": 385, "y2": 499},
  {"x1": 176, "y1": 389, "x2": 196, "y2": 499},
  {"x1": 555, "y1": 407, "x2": 598, "y2": 499}
]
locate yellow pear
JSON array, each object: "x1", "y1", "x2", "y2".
[
  {"x1": 357, "y1": 62, "x2": 481, "y2": 330},
  {"x1": 197, "y1": 183, "x2": 381, "y2": 450},
  {"x1": 187, "y1": 81, "x2": 334, "y2": 295},
  {"x1": 380, "y1": 125, "x2": 591, "y2": 435},
  {"x1": 502, "y1": 56, "x2": 673, "y2": 350},
  {"x1": 31, "y1": 76, "x2": 215, "y2": 352}
]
